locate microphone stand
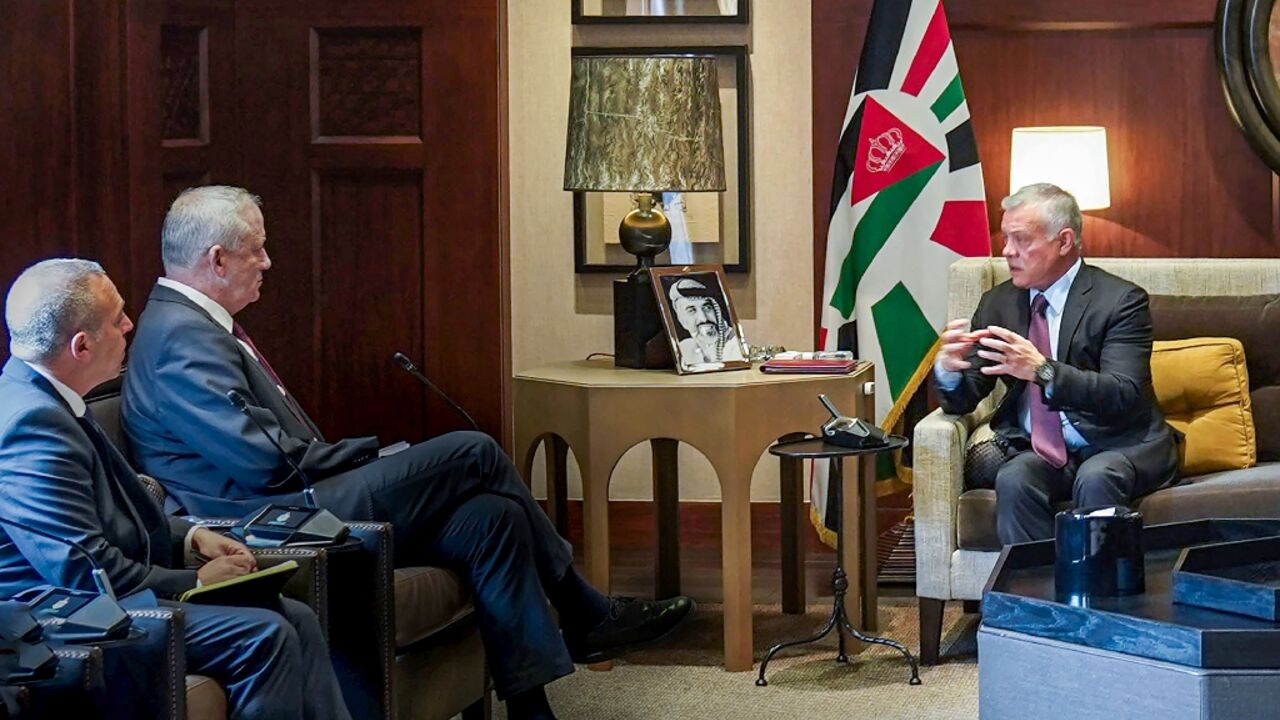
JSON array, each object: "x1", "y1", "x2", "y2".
[{"x1": 391, "y1": 352, "x2": 479, "y2": 431}]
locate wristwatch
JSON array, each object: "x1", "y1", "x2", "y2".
[{"x1": 1033, "y1": 359, "x2": 1055, "y2": 387}]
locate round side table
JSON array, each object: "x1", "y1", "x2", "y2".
[{"x1": 756, "y1": 434, "x2": 921, "y2": 687}]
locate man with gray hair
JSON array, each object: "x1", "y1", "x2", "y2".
[
  {"x1": 932, "y1": 183, "x2": 1178, "y2": 544},
  {"x1": 122, "y1": 186, "x2": 693, "y2": 720},
  {"x1": 0, "y1": 258, "x2": 352, "y2": 720}
]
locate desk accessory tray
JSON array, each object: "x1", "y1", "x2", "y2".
[{"x1": 1172, "y1": 535, "x2": 1280, "y2": 621}]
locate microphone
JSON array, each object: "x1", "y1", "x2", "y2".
[
  {"x1": 226, "y1": 389, "x2": 317, "y2": 509},
  {"x1": 0, "y1": 517, "x2": 131, "y2": 643},
  {"x1": 223, "y1": 389, "x2": 349, "y2": 548},
  {"x1": 391, "y1": 352, "x2": 479, "y2": 431}
]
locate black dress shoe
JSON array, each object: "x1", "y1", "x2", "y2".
[{"x1": 565, "y1": 595, "x2": 696, "y2": 664}]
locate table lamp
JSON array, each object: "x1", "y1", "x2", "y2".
[
  {"x1": 564, "y1": 54, "x2": 726, "y2": 368},
  {"x1": 1009, "y1": 126, "x2": 1110, "y2": 210}
]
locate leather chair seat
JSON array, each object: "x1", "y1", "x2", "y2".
[
  {"x1": 394, "y1": 566, "x2": 473, "y2": 648},
  {"x1": 185, "y1": 675, "x2": 228, "y2": 720}
]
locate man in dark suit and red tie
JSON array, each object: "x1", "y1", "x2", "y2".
[
  {"x1": 121, "y1": 186, "x2": 693, "y2": 720},
  {"x1": 933, "y1": 183, "x2": 1179, "y2": 545}
]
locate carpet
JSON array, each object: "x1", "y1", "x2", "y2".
[{"x1": 495, "y1": 597, "x2": 981, "y2": 719}]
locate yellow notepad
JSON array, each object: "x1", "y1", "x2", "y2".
[{"x1": 179, "y1": 560, "x2": 299, "y2": 607}]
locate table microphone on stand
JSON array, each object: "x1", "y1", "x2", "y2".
[
  {"x1": 391, "y1": 352, "x2": 479, "y2": 431},
  {"x1": 225, "y1": 390, "x2": 348, "y2": 547},
  {"x1": 0, "y1": 518, "x2": 130, "y2": 644}
]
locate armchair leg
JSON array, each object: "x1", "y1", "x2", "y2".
[{"x1": 919, "y1": 597, "x2": 945, "y2": 666}]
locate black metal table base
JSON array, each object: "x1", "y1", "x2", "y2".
[{"x1": 755, "y1": 564, "x2": 921, "y2": 687}]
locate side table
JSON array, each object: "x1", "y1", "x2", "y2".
[
  {"x1": 514, "y1": 359, "x2": 879, "y2": 672},
  {"x1": 756, "y1": 436, "x2": 921, "y2": 687}
]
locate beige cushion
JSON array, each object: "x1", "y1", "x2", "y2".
[
  {"x1": 185, "y1": 675, "x2": 227, "y2": 720},
  {"x1": 394, "y1": 566, "x2": 472, "y2": 648},
  {"x1": 1151, "y1": 337, "x2": 1256, "y2": 475}
]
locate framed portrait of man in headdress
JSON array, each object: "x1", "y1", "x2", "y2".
[{"x1": 649, "y1": 265, "x2": 750, "y2": 374}]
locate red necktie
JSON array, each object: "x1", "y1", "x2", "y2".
[
  {"x1": 231, "y1": 322, "x2": 320, "y2": 439},
  {"x1": 1028, "y1": 295, "x2": 1068, "y2": 468}
]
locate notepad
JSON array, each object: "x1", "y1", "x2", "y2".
[{"x1": 179, "y1": 560, "x2": 299, "y2": 608}]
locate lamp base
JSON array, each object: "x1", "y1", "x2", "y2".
[{"x1": 613, "y1": 272, "x2": 672, "y2": 369}]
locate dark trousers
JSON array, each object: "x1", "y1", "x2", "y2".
[
  {"x1": 174, "y1": 597, "x2": 351, "y2": 720},
  {"x1": 312, "y1": 431, "x2": 576, "y2": 698},
  {"x1": 985, "y1": 440, "x2": 1177, "y2": 545}
]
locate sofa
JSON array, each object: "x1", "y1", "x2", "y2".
[
  {"x1": 914, "y1": 257, "x2": 1280, "y2": 665},
  {"x1": 85, "y1": 377, "x2": 490, "y2": 720}
]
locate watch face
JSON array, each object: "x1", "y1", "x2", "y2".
[{"x1": 1037, "y1": 363, "x2": 1053, "y2": 383}]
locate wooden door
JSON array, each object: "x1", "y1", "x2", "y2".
[{"x1": 125, "y1": 0, "x2": 508, "y2": 445}]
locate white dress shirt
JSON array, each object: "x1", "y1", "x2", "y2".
[{"x1": 934, "y1": 258, "x2": 1087, "y2": 450}]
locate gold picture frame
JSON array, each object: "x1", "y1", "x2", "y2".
[{"x1": 649, "y1": 264, "x2": 750, "y2": 374}]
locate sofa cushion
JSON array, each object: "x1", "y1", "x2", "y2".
[
  {"x1": 1134, "y1": 462, "x2": 1280, "y2": 524},
  {"x1": 1150, "y1": 294, "x2": 1280, "y2": 460},
  {"x1": 185, "y1": 675, "x2": 228, "y2": 720},
  {"x1": 1150, "y1": 337, "x2": 1255, "y2": 475},
  {"x1": 393, "y1": 566, "x2": 472, "y2": 648}
]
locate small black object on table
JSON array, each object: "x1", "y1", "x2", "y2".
[{"x1": 756, "y1": 434, "x2": 921, "y2": 687}]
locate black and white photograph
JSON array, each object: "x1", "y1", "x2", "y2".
[{"x1": 649, "y1": 265, "x2": 750, "y2": 374}]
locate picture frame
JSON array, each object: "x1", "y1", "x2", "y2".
[
  {"x1": 573, "y1": 45, "x2": 751, "y2": 274},
  {"x1": 571, "y1": 0, "x2": 749, "y2": 25},
  {"x1": 649, "y1": 264, "x2": 751, "y2": 374}
]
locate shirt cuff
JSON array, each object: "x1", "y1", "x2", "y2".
[
  {"x1": 934, "y1": 358, "x2": 962, "y2": 391},
  {"x1": 184, "y1": 524, "x2": 202, "y2": 566}
]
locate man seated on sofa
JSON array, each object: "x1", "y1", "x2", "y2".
[
  {"x1": 120, "y1": 186, "x2": 693, "y2": 720},
  {"x1": 933, "y1": 183, "x2": 1179, "y2": 545},
  {"x1": 0, "y1": 259, "x2": 351, "y2": 720}
]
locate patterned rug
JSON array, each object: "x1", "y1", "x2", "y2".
[{"x1": 493, "y1": 597, "x2": 981, "y2": 719}]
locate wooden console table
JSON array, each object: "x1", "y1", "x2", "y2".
[{"x1": 513, "y1": 359, "x2": 879, "y2": 672}]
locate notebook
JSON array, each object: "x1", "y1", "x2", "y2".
[
  {"x1": 760, "y1": 358, "x2": 862, "y2": 374},
  {"x1": 179, "y1": 560, "x2": 299, "y2": 608}
]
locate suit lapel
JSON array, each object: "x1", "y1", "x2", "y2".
[{"x1": 1057, "y1": 263, "x2": 1094, "y2": 359}]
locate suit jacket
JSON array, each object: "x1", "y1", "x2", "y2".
[
  {"x1": 938, "y1": 263, "x2": 1179, "y2": 491},
  {"x1": 121, "y1": 283, "x2": 378, "y2": 516},
  {"x1": 0, "y1": 358, "x2": 197, "y2": 600}
]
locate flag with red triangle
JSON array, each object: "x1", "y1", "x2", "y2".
[{"x1": 812, "y1": 0, "x2": 989, "y2": 547}]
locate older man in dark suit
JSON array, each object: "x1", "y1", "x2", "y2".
[
  {"x1": 934, "y1": 183, "x2": 1179, "y2": 545},
  {"x1": 121, "y1": 186, "x2": 692, "y2": 720},
  {"x1": 0, "y1": 259, "x2": 351, "y2": 720}
]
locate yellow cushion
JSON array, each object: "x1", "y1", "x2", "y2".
[{"x1": 1151, "y1": 338, "x2": 1255, "y2": 475}]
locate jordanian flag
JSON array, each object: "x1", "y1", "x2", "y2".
[{"x1": 811, "y1": 0, "x2": 989, "y2": 545}]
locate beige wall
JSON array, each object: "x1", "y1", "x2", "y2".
[{"x1": 508, "y1": 0, "x2": 813, "y2": 502}]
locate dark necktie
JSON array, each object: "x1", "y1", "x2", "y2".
[
  {"x1": 231, "y1": 321, "x2": 321, "y2": 440},
  {"x1": 1028, "y1": 295, "x2": 1068, "y2": 469},
  {"x1": 78, "y1": 408, "x2": 150, "y2": 554}
]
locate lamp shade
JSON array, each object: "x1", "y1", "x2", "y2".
[
  {"x1": 1009, "y1": 126, "x2": 1111, "y2": 211},
  {"x1": 564, "y1": 55, "x2": 726, "y2": 192}
]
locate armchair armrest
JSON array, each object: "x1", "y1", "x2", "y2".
[
  {"x1": 912, "y1": 392, "x2": 999, "y2": 600},
  {"x1": 19, "y1": 646, "x2": 104, "y2": 718},
  {"x1": 116, "y1": 608, "x2": 186, "y2": 720}
]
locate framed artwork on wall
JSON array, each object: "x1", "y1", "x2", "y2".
[
  {"x1": 573, "y1": 45, "x2": 751, "y2": 273},
  {"x1": 649, "y1": 265, "x2": 750, "y2": 374},
  {"x1": 571, "y1": 0, "x2": 749, "y2": 24}
]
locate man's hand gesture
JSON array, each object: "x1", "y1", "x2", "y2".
[
  {"x1": 937, "y1": 319, "x2": 993, "y2": 372},
  {"x1": 976, "y1": 326, "x2": 1046, "y2": 382}
]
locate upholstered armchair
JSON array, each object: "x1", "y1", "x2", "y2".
[
  {"x1": 86, "y1": 377, "x2": 490, "y2": 720},
  {"x1": 915, "y1": 257, "x2": 1280, "y2": 665}
]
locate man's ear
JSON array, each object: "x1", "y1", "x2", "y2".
[
  {"x1": 1057, "y1": 228, "x2": 1076, "y2": 257},
  {"x1": 207, "y1": 245, "x2": 227, "y2": 278},
  {"x1": 67, "y1": 330, "x2": 92, "y2": 361}
]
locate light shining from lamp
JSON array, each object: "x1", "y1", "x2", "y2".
[{"x1": 1009, "y1": 126, "x2": 1111, "y2": 211}]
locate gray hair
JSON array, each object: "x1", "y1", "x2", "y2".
[
  {"x1": 5, "y1": 259, "x2": 107, "y2": 363},
  {"x1": 1001, "y1": 183, "x2": 1083, "y2": 249},
  {"x1": 161, "y1": 186, "x2": 262, "y2": 271}
]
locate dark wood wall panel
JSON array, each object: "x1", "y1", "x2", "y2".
[
  {"x1": 1, "y1": 0, "x2": 508, "y2": 448},
  {"x1": 315, "y1": 172, "x2": 425, "y2": 442},
  {"x1": 812, "y1": 0, "x2": 1280, "y2": 327}
]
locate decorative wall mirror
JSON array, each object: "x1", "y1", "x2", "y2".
[{"x1": 1218, "y1": 0, "x2": 1280, "y2": 171}]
